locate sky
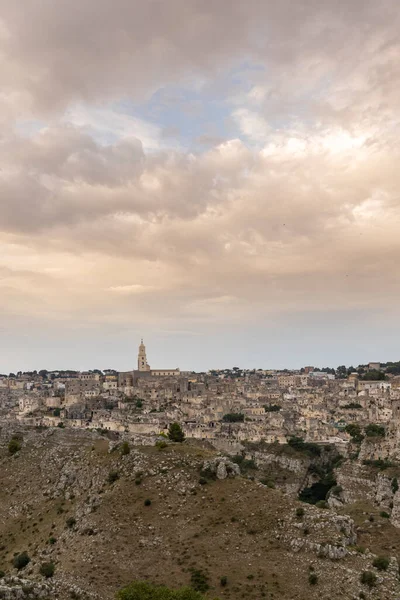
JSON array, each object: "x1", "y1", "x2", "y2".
[{"x1": 1, "y1": 0, "x2": 400, "y2": 373}]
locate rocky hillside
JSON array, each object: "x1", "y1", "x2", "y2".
[{"x1": 0, "y1": 427, "x2": 400, "y2": 599}]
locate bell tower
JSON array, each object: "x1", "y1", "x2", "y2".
[{"x1": 137, "y1": 339, "x2": 150, "y2": 372}]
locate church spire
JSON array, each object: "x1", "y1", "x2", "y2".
[{"x1": 138, "y1": 339, "x2": 150, "y2": 372}]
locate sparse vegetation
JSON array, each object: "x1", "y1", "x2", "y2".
[
  {"x1": 144, "y1": 499, "x2": 152, "y2": 506},
  {"x1": 8, "y1": 437, "x2": 22, "y2": 455},
  {"x1": 345, "y1": 424, "x2": 364, "y2": 444},
  {"x1": 190, "y1": 569, "x2": 209, "y2": 593},
  {"x1": 108, "y1": 470, "x2": 120, "y2": 484},
  {"x1": 40, "y1": 562, "x2": 55, "y2": 578},
  {"x1": 296, "y1": 507, "x2": 305, "y2": 518},
  {"x1": 365, "y1": 424, "x2": 385, "y2": 438},
  {"x1": 117, "y1": 581, "x2": 207, "y2": 600},
  {"x1": 264, "y1": 405, "x2": 281, "y2": 412},
  {"x1": 372, "y1": 556, "x2": 390, "y2": 571},
  {"x1": 363, "y1": 458, "x2": 395, "y2": 470},
  {"x1": 308, "y1": 573, "x2": 318, "y2": 585},
  {"x1": 360, "y1": 571, "x2": 377, "y2": 588},
  {"x1": 156, "y1": 440, "x2": 168, "y2": 450},
  {"x1": 121, "y1": 441, "x2": 130, "y2": 455},
  {"x1": 222, "y1": 413, "x2": 244, "y2": 423},
  {"x1": 287, "y1": 437, "x2": 321, "y2": 457},
  {"x1": 66, "y1": 517, "x2": 76, "y2": 529},
  {"x1": 12, "y1": 551, "x2": 30, "y2": 570}
]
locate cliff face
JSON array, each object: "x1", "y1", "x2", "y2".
[{"x1": 0, "y1": 427, "x2": 400, "y2": 599}]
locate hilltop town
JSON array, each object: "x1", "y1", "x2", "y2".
[
  {"x1": 2, "y1": 341, "x2": 400, "y2": 456},
  {"x1": 3, "y1": 343, "x2": 400, "y2": 598}
]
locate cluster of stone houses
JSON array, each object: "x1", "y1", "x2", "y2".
[{"x1": 1, "y1": 344, "x2": 400, "y2": 452}]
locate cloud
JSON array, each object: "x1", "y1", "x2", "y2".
[{"x1": 1, "y1": 0, "x2": 400, "y2": 350}]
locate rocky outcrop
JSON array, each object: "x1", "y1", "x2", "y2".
[
  {"x1": 202, "y1": 456, "x2": 241, "y2": 479},
  {"x1": 0, "y1": 576, "x2": 53, "y2": 599}
]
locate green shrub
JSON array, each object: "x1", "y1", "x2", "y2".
[
  {"x1": 8, "y1": 438, "x2": 21, "y2": 455},
  {"x1": 315, "y1": 500, "x2": 329, "y2": 509},
  {"x1": 365, "y1": 424, "x2": 385, "y2": 438},
  {"x1": 156, "y1": 440, "x2": 167, "y2": 450},
  {"x1": 296, "y1": 507, "x2": 305, "y2": 518},
  {"x1": 345, "y1": 424, "x2": 364, "y2": 443},
  {"x1": 116, "y1": 581, "x2": 206, "y2": 600},
  {"x1": 220, "y1": 576, "x2": 227, "y2": 587},
  {"x1": 360, "y1": 571, "x2": 377, "y2": 588},
  {"x1": 222, "y1": 413, "x2": 244, "y2": 423},
  {"x1": 12, "y1": 552, "x2": 30, "y2": 570},
  {"x1": 264, "y1": 405, "x2": 281, "y2": 412},
  {"x1": 40, "y1": 562, "x2": 55, "y2": 578},
  {"x1": 392, "y1": 478, "x2": 399, "y2": 494},
  {"x1": 57, "y1": 422, "x2": 65, "y2": 428},
  {"x1": 380, "y1": 511, "x2": 390, "y2": 519},
  {"x1": 121, "y1": 441, "x2": 130, "y2": 455},
  {"x1": 287, "y1": 437, "x2": 321, "y2": 457},
  {"x1": 168, "y1": 423, "x2": 185, "y2": 443},
  {"x1": 108, "y1": 471, "x2": 120, "y2": 484},
  {"x1": 48, "y1": 537, "x2": 57, "y2": 545},
  {"x1": 190, "y1": 569, "x2": 209, "y2": 593},
  {"x1": 0, "y1": 571, "x2": 4, "y2": 578},
  {"x1": 308, "y1": 573, "x2": 318, "y2": 585},
  {"x1": 363, "y1": 458, "x2": 395, "y2": 470},
  {"x1": 144, "y1": 499, "x2": 152, "y2": 506},
  {"x1": 65, "y1": 517, "x2": 76, "y2": 529},
  {"x1": 372, "y1": 556, "x2": 390, "y2": 571}
]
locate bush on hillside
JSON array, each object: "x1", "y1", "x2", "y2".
[
  {"x1": 287, "y1": 437, "x2": 321, "y2": 457},
  {"x1": 121, "y1": 441, "x2": 130, "y2": 455},
  {"x1": 8, "y1": 438, "x2": 21, "y2": 455},
  {"x1": 12, "y1": 552, "x2": 30, "y2": 570},
  {"x1": 40, "y1": 562, "x2": 55, "y2": 578},
  {"x1": 222, "y1": 413, "x2": 244, "y2": 423},
  {"x1": 372, "y1": 556, "x2": 389, "y2": 571},
  {"x1": 360, "y1": 571, "x2": 377, "y2": 588},
  {"x1": 116, "y1": 581, "x2": 206, "y2": 600},
  {"x1": 365, "y1": 424, "x2": 385, "y2": 438},
  {"x1": 108, "y1": 471, "x2": 120, "y2": 484},
  {"x1": 190, "y1": 569, "x2": 209, "y2": 593}
]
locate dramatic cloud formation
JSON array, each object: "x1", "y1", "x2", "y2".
[{"x1": 0, "y1": 0, "x2": 400, "y2": 370}]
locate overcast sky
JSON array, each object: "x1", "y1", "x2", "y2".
[{"x1": 0, "y1": 0, "x2": 399, "y2": 373}]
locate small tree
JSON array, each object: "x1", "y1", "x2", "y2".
[{"x1": 168, "y1": 423, "x2": 185, "y2": 443}]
